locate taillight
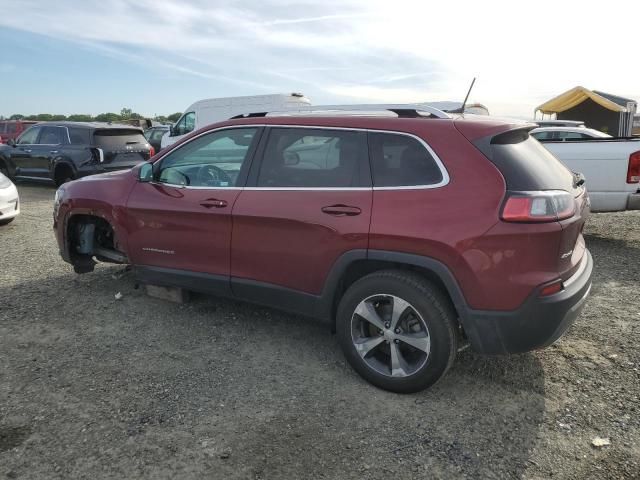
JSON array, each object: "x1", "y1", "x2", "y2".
[
  {"x1": 627, "y1": 151, "x2": 640, "y2": 184},
  {"x1": 149, "y1": 146, "x2": 155, "y2": 157},
  {"x1": 501, "y1": 191, "x2": 575, "y2": 223}
]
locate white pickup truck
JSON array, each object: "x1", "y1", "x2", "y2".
[{"x1": 537, "y1": 138, "x2": 640, "y2": 212}]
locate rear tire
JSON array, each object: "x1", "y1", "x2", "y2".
[{"x1": 337, "y1": 270, "x2": 457, "y2": 393}]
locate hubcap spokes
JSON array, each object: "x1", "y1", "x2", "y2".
[{"x1": 351, "y1": 294, "x2": 430, "y2": 378}]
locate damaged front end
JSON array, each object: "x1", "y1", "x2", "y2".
[{"x1": 67, "y1": 215, "x2": 128, "y2": 274}]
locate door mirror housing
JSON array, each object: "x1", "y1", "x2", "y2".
[
  {"x1": 139, "y1": 162, "x2": 154, "y2": 182},
  {"x1": 6, "y1": 138, "x2": 16, "y2": 147}
]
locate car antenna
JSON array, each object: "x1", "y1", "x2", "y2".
[{"x1": 448, "y1": 77, "x2": 476, "y2": 114}]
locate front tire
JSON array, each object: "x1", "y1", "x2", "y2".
[
  {"x1": 337, "y1": 270, "x2": 457, "y2": 393},
  {"x1": 0, "y1": 217, "x2": 15, "y2": 226}
]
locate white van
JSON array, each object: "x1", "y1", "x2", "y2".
[{"x1": 161, "y1": 93, "x2": 312, "y2": 149}]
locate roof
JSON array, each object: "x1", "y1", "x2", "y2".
[
  {"x1": 536, "y1": 86, "x2": 633, "y2": 114},
  {"x1": 29, "y1": 121, "x2": 144, "y2": 130},
  {"x1": 593, "y1": 90, "x2": 637, "y2": 108}
]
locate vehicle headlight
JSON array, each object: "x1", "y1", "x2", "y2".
[{"x1": 53, "y1": 186, "x2": 65, "y2": 217}]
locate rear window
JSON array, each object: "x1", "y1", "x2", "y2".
[
  {"x1": 93, "y1": 129, "x2": 147, "y2": 149},
  {"x1": 476, "y1": 129, "x2": 575, "y2": 192}
]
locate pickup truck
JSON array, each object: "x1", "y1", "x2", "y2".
[{"x1": 537, "y1": 138, "x2": 640, "y2": 212}]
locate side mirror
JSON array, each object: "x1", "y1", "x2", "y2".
[
  {"x1": 169, "y1": 126, "x2": 176, "y2": 137},
  {"x1": 283, "y1": 151, "x2": 300, "y2": 166},
  {"x1": 7, "y1": 138, "x2": 16, "y2": 147},
  {"x1": 139, "y1": 163, "x2": 153, "y2": 182}
]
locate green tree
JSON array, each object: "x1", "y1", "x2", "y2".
[
  {"x1": 9, "y1": 114, "x2": 25, "y2": 120},
  {"x1": 67, "y1": 114, "x2": 93, "y2": 122},
  {"x1": 94, "y1": 112, "x2": 121, "y2": 122},
  {"x1": 120, "y1": 107, "x2": 132, "y2": 119},
  {"x1": 129, "y1": 112, "x2": 143, "y2": 120},
  {"x1": 35, "y1": 114, "x2": 54, "y2": 121},
  {"x1": 50, "y1": 114, "x2": 67, "y2": 121},
  {"x1": 167, "y1": 112, "x2": 182, "y2": 122}
]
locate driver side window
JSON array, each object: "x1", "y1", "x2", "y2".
[
  {"x1": 173, "y1": 112, "x2": 195, "y2": 136},
  {"x1": 157, "y1": 128, "x2": 258, "y2": 188},
  {"x1": 17, "y1": 126, "x2": 41, "y2": 145}
]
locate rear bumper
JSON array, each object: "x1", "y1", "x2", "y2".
[
  {"x1": 464, "y1": 250, "x2": 593, "y2": 354},
  {"x1": 627, "y1": 192, "x2": 640, "y2": 210}
]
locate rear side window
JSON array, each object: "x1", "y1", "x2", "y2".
[
  {"x1": 257, "y1": 128, "x2": 368, "y2": 188},
  {"x1": 476, "y1": 129, "x2": 575, "y2": 192},
  {"x1": 38, "y1": 126, "x2": 67, "y2": 145},
  {"x1": 6, "y1": 123, "x2": 17, "y2": 134},
  {"x1": 68, "y1": 127, "x2": 91, "y2": 145},
  {"x1": 368, "y1": 132, "x2": 444, "y2": 187},
  {"x1": 0, "y1": 122, "x2": 5, "y2": 134},
  {"x1": 93, "y1": 129, "x2": 146, "y2": 149}
]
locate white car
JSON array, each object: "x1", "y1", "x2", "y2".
[
  {"x1": 0, "y1": 172, "x2": 19, "y2": 225},
  {"x1": 531, "y1": 126, "x2": 611, "y2": 141}
]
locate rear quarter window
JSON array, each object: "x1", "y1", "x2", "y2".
[
  {"x1": 68, "y1": 127, "x2": 91, "y2": 145},
  {"x1": 368, "y1": 132, "x2": 444, "y2": 187},
  {"x1": 93, "y1": 129, "x2": 147, "y2": 149}
]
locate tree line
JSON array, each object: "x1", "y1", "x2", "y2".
[{"x1": 0, "y1": 108, "x2": 183, "y2": 124}]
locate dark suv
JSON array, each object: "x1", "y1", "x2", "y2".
[
  {"x1": 53, "y1": 108, "x2": 593, "y2": 393},
  {"x1": 0, "y1": 122, "x2": 154, "y2": 186}
]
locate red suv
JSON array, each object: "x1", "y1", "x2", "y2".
[
  {"x1": 0, "y1": 120, "x2": 37, "y2": 144},
  {"x1": 53, "y1": 108, "x2": 593, "y2": 393}
]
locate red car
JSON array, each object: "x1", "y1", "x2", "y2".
[
  {"x1": 0, "y1": 120, "x2": 38, "y2": 144},
  {"x1": 53, "y1": 108, "x2": 593, "y2": 393}
]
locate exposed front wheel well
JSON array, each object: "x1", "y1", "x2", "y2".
[{"x1": 66, "y1": 214, "x2": 127, "y2": 273}]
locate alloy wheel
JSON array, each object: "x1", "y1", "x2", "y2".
[{"x1": 350, "y1": 294, "x2": 431, "y2": 377}]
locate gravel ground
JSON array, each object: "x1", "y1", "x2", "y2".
[{"x1": 1, "y1": 184, "x2": 639, "y2": 479}]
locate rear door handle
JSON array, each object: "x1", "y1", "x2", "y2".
[
  {"x1": 321, "y1": 204, "x2": 362, "y2": 216},
  {"x1": 200, "y1": 199, "x2": 228, "y2": 209}
]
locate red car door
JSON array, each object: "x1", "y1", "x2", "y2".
[
  {"x1": 126, "y1": 127, "x2": 262, "y2": 279},
  {"x1": 231, "y1": 127, "x2": 372, "y2": 304}
]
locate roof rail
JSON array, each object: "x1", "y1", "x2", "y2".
[{"x1": 229, "y1": 103, "x2": 451, "y2": 120}]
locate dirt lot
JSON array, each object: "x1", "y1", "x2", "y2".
[{"x1": 1, "y1": 185, "x2": 639, "y2": 479}]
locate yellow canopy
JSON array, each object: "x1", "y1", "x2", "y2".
[{"x1": 536, "y1": 86, "x2": 627, "y2": 114}]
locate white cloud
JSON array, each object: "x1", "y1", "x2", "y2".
[{"x1": 1, "y1": 0, "x2": 639, "y2": 116}]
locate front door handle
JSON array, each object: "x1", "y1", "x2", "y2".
[
  {"x1": 200, "y1": 199, "x2": 228, "y2": 209},
  {"x1": 50, "y1": 150, "x2": 59, "y2": 155},
  {"x1": 21, "y1": 148, "x2": 32, "y2": 153},
  {"x1": 321, "y1": 204, "x2": 362, "y2": 216}
]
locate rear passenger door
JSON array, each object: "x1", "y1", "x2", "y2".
[{"x1": 231, "y1": 127, "x2": 372, "y2": 304}]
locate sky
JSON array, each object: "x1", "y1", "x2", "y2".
[{"x1": 0, "y1": 0, "x2": 639, "y2": 119}]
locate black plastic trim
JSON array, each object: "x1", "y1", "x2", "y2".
[
  {"x1": 231, "y1": 277, "x2": 319, "y2": 318},
  {"x1": 134, "y1": 266, "x2": 232, "y2": 297}
]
